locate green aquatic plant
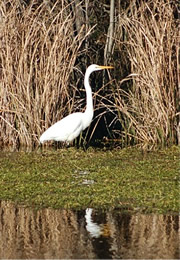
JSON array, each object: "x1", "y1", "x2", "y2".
[{"x1": 0, "y1": 146, "x2": 179, "y2": 213}]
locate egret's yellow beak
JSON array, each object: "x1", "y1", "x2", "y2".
[{"x1": 98, "y1": 65, "x2": 114, "y2": 69}]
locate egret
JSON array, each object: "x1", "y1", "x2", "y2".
[{"x1": 40, "y1": 64, "x2": 113, "y2": 144}]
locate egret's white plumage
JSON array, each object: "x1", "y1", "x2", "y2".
[{"x1": 40, "y1": 64, "x2": 113, "y2": 144}]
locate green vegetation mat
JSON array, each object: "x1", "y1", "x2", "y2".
[{"x1": 0, "y1": 146, "x2": 179, "y2": 213}]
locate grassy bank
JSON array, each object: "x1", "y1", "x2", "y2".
[{"x1": 0, "y1": 146, "x2": 179, "y2": 213}]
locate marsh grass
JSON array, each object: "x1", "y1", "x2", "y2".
[
  {"x1": 111, "y1": 0, "x2": 178, "y2": 148},
  {"x1": 0, "y1": 0, "x2": 90, "y2": 147},
  {"x1": 0, "y1": 146, "x2": 179, "y2": 212}
]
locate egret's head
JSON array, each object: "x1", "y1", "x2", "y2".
[{"x1": 87, "y1": 64, "x2": 113, "y2": 74}]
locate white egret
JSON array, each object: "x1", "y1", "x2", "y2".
[{"x1": 40, "y1": 64, "x2": 113, "y2": 144}]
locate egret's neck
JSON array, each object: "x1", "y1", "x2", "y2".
[
  {"x1": 83, "y1": 70, "x2": 94, "y2": 129},
  {"x1": 84, "y1": 73, "x2": 93, "y2": 114}
]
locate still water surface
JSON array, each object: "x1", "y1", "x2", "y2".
[{"x1": 0, "y1": 201, "x2": 179, "y2": 259}]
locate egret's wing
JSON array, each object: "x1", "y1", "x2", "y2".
[{"x1": 40, "y1": 112, "x2": 83, "y2": 142}]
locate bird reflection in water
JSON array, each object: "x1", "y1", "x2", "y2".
[{"x1": 85, "y1": 208, "x2": 114, "y2": 259}]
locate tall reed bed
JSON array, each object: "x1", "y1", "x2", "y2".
[
  {"x1": 0, "y1": 0, "x2": 178, "y2": 148},
  {"x1": 0, "y1": 0, "x2": 87, "y2": 147},
  {"x1": 111, "y1": 0, "x2": 178, "y2": 147}
]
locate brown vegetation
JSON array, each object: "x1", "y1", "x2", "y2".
[
  {"x1": 0, "y1": 0, "x2": 88, "y2": 146},
  {"x1": 0, "y1": 0, "x2": 178, "y2": 148},
  {"x1": 110, "y1": 0, "x2": 179, "y2": 147}
]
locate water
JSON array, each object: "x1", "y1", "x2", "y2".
[{"x1": 0, "y1": 201, "x2": 179, "y2": 259}]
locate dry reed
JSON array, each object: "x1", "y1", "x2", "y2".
[
  {"x1": 0, "y1": 0, "x2": 88, "y2": 147},
  {"x1": 0, "y1": 0, "x2": 178, "y2": 148},
  {"x1": 111, "y1": 0, "x2": 178, "y2": 147}
]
